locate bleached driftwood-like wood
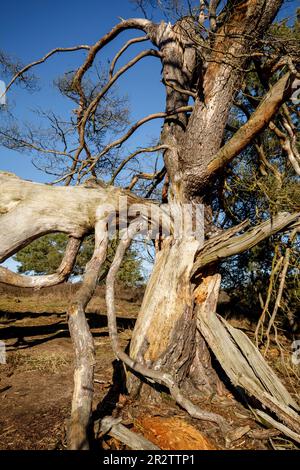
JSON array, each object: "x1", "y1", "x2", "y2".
[
  {"x1": 254, "y1": 409, "x2": 300, "y2": 444},
  {"x1": 219, "y1": 317, "x2": 299, "y2": 410},
  {"x1": 192, "y1": 212, "x2": 300, "y2": 276},
  {"x1": 1, "y1": 173, "x2": 298, "y2": 448},
  {"x1": 0, "y1": 172, "x2": 141, "y2": 262},
  {"x1": 0, "y1": 237, "x2": 81, "y2": 287},
  {"x1": 129, "y1": 236, "x2": 201, "y2": 369},
  {"x1": 68, "y1": 219, "x2": 108, "y2": 450},
  {"x1": 196, "y1": 274, "x2": 300, "y2": 439},
  {"x1": 106, "y1": 223, "x2": 228, "y2": 429},
  {"x1": 99, "y1": 416, "x2": 160, "y2": 450}
]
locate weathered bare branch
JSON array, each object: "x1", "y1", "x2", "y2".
[
  {"x1": 109, "y1": 35, "x2": 149, "y2": 78},
  {"x1": 126, "y1": 168, "x2": 166, "y2": 191},
  {"x1": 68, "y1": 218, "x2": 108, "y2": 450},
  {"x1": 0, "y1": 236, "x2": 81, "y2": 288},
  {"x1": 207, "y1": 73, "x2": 297, "y2": 175},
  {"x1": 99, "y1": 416, "x2": 160, "y2": 450},
  {"x1": 192, "y1": 212, "x2": 300, "y2": 275},
  {"x1": 2, "y1": 45, "x2": 90, "y2": 97},
  {"x1": 268, "y1": 118, "x2": 300, "y2": 176},
  {"x1": 110, "y1": 145, "x2": 170, "y2": 184},
  {"x1": 0, "y1": 172, "x2": 140, "y2": 261},
  {"x1": 0, "y1": 130, "x2": 75, "y2": 160},
  {"x1": 78, "y1": 48, "x2": 162, "y2": 156},
  {"x1": 72, "y1": 18, "x2": 154, "y2": 102},
  {"x1": 78, "y1": 105, "x2": 193, "y2": 180}
]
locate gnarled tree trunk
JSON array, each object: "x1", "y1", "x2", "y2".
[
  {"x1": 1, "y1": 0, "x2": 300, "y2": 450},
  {"x1": 127, "y1": 0, "x2": 299, "y2": 411}
]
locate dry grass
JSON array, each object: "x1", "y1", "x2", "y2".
[
  {"x1": 8, "y1": 351, "x2": 69, "y2": 374},
  {"x1": 0, "y1": 281, "x2": 142, "y2": 317}
]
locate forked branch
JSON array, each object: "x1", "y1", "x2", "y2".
[
  {"x1": 77, "y1": 106, "x2": 192, "y2": 180},
  {"x1": 109, "y1": 35, "x2": 149, "y2": 78}
]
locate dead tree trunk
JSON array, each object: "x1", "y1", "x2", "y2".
[
  {"x1": 0, "y1": 173, "x2": 299, "y2": 447},
  {"x1": 1, "y1": 0, "x2": 300, "y2": 449},
  {"x1": 127, "y1": 0, "x2": 299, "y2": 405}
]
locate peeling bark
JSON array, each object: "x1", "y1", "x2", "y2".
[
  {"x1": 196, "y1": 274, "x2": 300, "y2": 437},
  {"x1": 129, "y1": 236, "x2": 201, "y2": 390},
  {"x1": 2, "y1": 0, "x2": 300, "y2": 450}
]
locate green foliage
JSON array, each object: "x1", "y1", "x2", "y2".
[
  {"x1": 14, "y1": 233, "x2": 143, "y2": 287},
  {"x1": 14, "y1": 234, "x2": 67, "y2": 275},
  {"x1": 215, "y1": 13, "x2": 300, "y2": 328}
]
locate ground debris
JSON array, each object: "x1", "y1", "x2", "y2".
[{"x1": 134, "y1": 416, "x2": 217, "y2": 450}]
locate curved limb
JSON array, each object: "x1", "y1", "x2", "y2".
[
  {"x1": 78, "y1": 105, "x2": 192, "y2": 180},
  {"x1": 0, "y1": 236, "x2": 81, "y2": 288},
  {"x1": 110, "y1": 145, "x2": 169, "y2": 184},
  {"x1": 72, "y1": 18, "x2": 155, "y2": 107},
  {"x1": 84, "y1": 48, "x2": 161, "y2": 122},
  {"x1": 2, "y1": 45, "x2": 90, "y2": 97},
  {"x1": 126, "y1": 168, "x2": 166, "y2": 191},
  {"x1": 109, "y1": 35, "x2": 149, "y2": 78},
  {"x1": 192, "y1": 211, "x2": 300, "y2": 276},
  {"x1": 76, "y1": 48, "x2": 162, "y2": 171}
]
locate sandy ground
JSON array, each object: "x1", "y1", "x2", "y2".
[{"x1": 0, "y1": 289, "x2": 299, "y2": 450}]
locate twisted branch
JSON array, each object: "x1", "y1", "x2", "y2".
[{"x1": 0, "y1": 236, "x2": 81, "y2": 288}]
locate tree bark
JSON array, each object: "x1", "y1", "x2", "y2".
[
  {"x1": 127, "y1": 0, "x2": 294, "y2": 407},
  {"x1": 128, "y1": 236, "x2": 201, "y2": 396},
  {"x1": 0, "y1": 171, "x2": 299, "y2": 443}
]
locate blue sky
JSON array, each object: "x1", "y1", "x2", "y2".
[
  {"x1": 0, "y1": 0, "x2": 169, "y2": 273},
  {"x1": 0, "y1": 0, "x2": 166, "y2": 182}
]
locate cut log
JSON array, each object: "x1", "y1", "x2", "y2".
[{"x1": 135, "y1": 416, "x2": 217, "y2": 450}]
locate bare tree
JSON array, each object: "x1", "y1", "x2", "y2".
[{"x1": 1, "y1": 0, "x2": 299, "y2": 449}]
